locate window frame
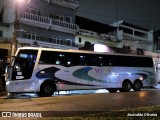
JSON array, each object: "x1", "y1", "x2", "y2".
[
  {"x1": 66, "y1": 16, "x2": 72, "y2": 23},
  {"x1": 25, "y1": 7, "x2": 42, "y2": 15},
  {"x1": 51, "y1": 13, "x2": 64, "y2": 21}
]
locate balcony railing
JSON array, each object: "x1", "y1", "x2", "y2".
[
  {"x1": 52, "y1": 19, "x2": 78, "y2": 30},
  {"x1": 123, "y1": 33, "x2": 150, "y2": 41},
  {"x1": 61, "y1": 0, "x2": 79, "y2": 4},
  {"x1": 19, "y1": 12, "x2": 50, "y2": 23},
  {"x1": 19, "y1": 12, "x2": 78, "y2": 34},
  {"x1": 16, "y1": 30, "x2": 78, "y2": 49},
  {"x1": 17, "y1": 37, "x2": 78, "y2": 49}
]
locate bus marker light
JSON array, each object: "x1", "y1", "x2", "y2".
[
  {"x1": 40, "y1": 71, "x2": 45, "y2": 74},
  {"x1": 140, "y1": 77, "x2": 143, "y2": 81}
]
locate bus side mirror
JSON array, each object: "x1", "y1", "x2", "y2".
[{"x1": 4, "y1": 65, "x2": 12, "y2": 74}]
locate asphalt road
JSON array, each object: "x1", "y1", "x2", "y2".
[{"x1": 0, "y1": 88, "x2": 160, "y2": 117}]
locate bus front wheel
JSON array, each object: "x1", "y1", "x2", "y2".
[{"x1": 39, "y1": 81, "x2": 55, "y2": 97}]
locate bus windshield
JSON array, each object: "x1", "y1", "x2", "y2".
[{"x1": 12, "y1": 50, "x2": 38, "y2": 80}]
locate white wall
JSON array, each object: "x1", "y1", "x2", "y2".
[{"x1": 75, "y1": 34, "x2": 118, "y2": 47}]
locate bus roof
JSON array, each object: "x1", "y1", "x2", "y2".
[{"x1": 18, "y1": 47, "x2": 152, "y2": 58}]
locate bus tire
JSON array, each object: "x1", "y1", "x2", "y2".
[
  {"x1": 122, "y1": 80, "x2": 132, "y2": 92},
  {"x1": 133, "y1": 80, "x2": 142, "y2": 91},
  {"x1": 39, "y1": 81, "x2": 56, "y2": 97},
  {"x1": 108, "y1": 88, "x2": 118, "y2": 93}
]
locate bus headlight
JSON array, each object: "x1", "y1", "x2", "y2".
[{"x1": 6, "y1": 81, "x2": 9, "y2": 85}]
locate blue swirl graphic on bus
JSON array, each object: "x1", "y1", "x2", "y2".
[{"x1": 73, "y1": 67, "x2": 108, "y2": 83}]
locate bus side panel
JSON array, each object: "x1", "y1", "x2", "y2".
[{"x1": 36, "y1": 65, "x2": 156, "y2": 91}]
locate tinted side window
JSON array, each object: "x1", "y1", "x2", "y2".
[
  {"x1": 124, "y1": 56, "x2": 153, "y2": 67},
  {"x1": 55, "y1": 53, "x2": 66, "y2": 65},
  {"x1": 40, "y1": 51, "x2": 72, "y2": 65},
  {"x1": 39, "y1": 51, "x2": 153, "y2": 67},
  {"x1": 98, "y1": 56, "x2": 106, "y2": 66},
  {"x1": 65, "y1": 53, "x2": 79, "y2": 66},
  {"x1": 102, "y1": 55, "x2": 153, "y2": 67},
  {"x1": 39, "y1": 51, "x2": 78, "y2": 66},
  {"x1": 79, "y1": 54, "x2": 86, "y2": 65},
  {"x1": 86, "y1": 54, "x2": 99, "y2": 66},
  {"x1": 39, "y1": 51, "x2": 57, "y2": 64},
  {"x1": 104, "y1": 55, "x2": 117, "y2": 66},
  {"x1": 138, "y1": 57, "x2": 153, "y2": 67}
]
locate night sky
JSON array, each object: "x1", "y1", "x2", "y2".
[{"x1": 76, "y1": 0, "x2": 160, "y2": 31}]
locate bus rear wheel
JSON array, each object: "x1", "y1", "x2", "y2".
[
  {"x1": 39, "y1": 81, "x2": 55, "y2": 97},
  {"x1": 133, "y1": 80, "x2": 142, "y2": 91},
  {"x1": 121, "y1": 80, "x2": 132, "y2": 92}
]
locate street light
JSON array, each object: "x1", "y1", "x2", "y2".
[{"x1": 16, "y1": 0, "x2": 25, "y2": 4}]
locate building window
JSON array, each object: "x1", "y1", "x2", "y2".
[
  {"x1": 135, "y1": 31, "x2": 147, "y2": 38},
  {"x1": 0, "y1": 8, "x2": 4, "y2": 22},
  {"x1": 123, "y1": 45, "x2": 130, "y2": 50},
  {"x1": 66, "y1": 16, "x2": 72, "y2": 23},
  {"x1": 32, "y1": 34, "x2": 36, "y2": 40},
  {"x1": 137, "y1": 48, "x2": 144, "y2": 55},
  {"x1": 79, "y1": 37, "x2": 82, "y2": 43},
  {"x1": 119, "y1": 26, "x2": 133, "y2": 34},
  {"x1": 56, "y1": 38, "x2": 65, "y2": 45},
  {"x1": 58, "y1": 38, "x2": 64, "y2": 45},
  {"x1": 157, "y1": 38, "x2": 160, "y2": 50},
  {"x1": 52, "y1": 37, "x2": 57, "y2": 43},
  {"x1": 28, "y1": 34, "x2": 31, "y2": 39},
  {"x1": 25, "y1": 7, "x2": 42, "y2": 15},
  {"x1": 51, "y1": 13, "x2": 64, "y2": 21},
  {"x1": 66, "y1": 39, "x2": 71, "y2": 46},
  {"x1": 25, "y1": 33, "x2": 40, "y2": 40},
  {"x1": 49, "y1": 37, "x2": 57, "y2": 43},
  {"x1": 36, "y1": 35, "x2": 40, "y2": 40},
  {"x1": 0, "y1": 31, "x2": 2, "y2": 37}
]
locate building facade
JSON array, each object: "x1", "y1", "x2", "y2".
[
  {"x1": 111, "y1": 20, "x2": 154, "y2": 54},
  {"x1": 75, "y1": 16, "x2": 118, "y2": 50},
  {"x1": 0, "y1": 0, "x2": 14, "y2": 53},
  {"x1": 17, "y1": 0, "x2": 79, "y2": 49},
  {"x1": 0, "y1": 0, "x2": 79, "y2": 52},
  {"x1": 18, "y1": 0, "x2": 79, "y2": 49},
  {"x1": 153, "y1": 30, "x2": 160, "y2": 53},
  {"x1": 0, "y1": 0, "x2": 157, "y2": 55}
]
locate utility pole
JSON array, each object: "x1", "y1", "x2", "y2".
[
  {"x1": 11, "y1": 0, "x2": 18, "y2": 57},
  {"x1": 115, "y1": 0, "x2": 119, "y2": 40},
  {"x1": 11, "y1": 0, "x2": 30, "y2": 57}
]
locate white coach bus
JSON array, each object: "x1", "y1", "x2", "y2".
[{"x1": 5, "y1": 47, "x2": 157, "y2": 97}]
